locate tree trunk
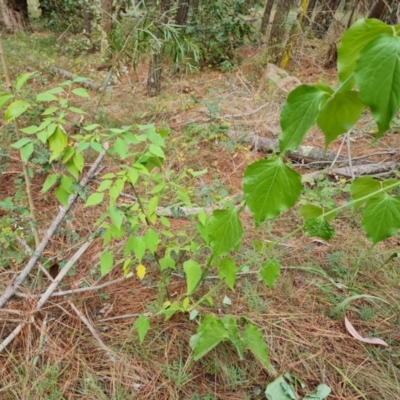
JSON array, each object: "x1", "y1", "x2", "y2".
[
  {"x1": 260, "y1": 0, "x2": 275, "y2": 36},
  {"x1": 368, "y1": 0, "x2": 394, "y2": 23},
  {"x1": 304, "y1": 0, "x2": 318, "y2": 27},
  {"x1": 0, "y1": 0, "x2": 30, "y2": 33},
  {"x1": 147, "y1": 0, "x2": 171, "y2": 97},
  {"x1": 101, "y1": 0, "x2": 112, "y2": 35},
  {"x1": 314, "y1": 0, "x2": 341, "y2": 38},
  {"x1": 267, "y1": 0, "x2": 291, "y2": 64},
  {"x1": 175, "y1": 0, "x2": 190, "y2": 26}
]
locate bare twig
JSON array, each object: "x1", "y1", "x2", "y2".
[
  {"x1": 0, "y1": 146, "x2": 108, "y2": 309},
  {"x1": 49, "y1": 67, "x2": 106, "y2": 92},
  {"x1": 15, "y1": 276, "x2": 130, "y2": 298},
  {"x1": 346, "y1": 130, "x2": 355, "y2": 179}
]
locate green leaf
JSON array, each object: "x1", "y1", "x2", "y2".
[
  {"x1": 98, "y1": 180, "x2": 112, "y2": 191},
  {"x1": 243, "y1": 157, "x2": 302, "y2": 223},
  {"x1": 144, "y1": 229, "x2": 159, "y2": 252},
  {"x1": 72, "y1": 88, "x2": 89, "y2": 98},
  {"x1": 83, "y1": 124, "x2": 100, "y2": 131},
  {"x1": 159, "y1": 256, "x2": 175, "y2": 271},
  {"x1": 5, "y1": 100, "x2": 29, "y2": 122},
  {"x1": 189, "y1": 315, "x2": 229, "y2": 360},
  {"x1": 362, "y1": 194, "x2": 400, "y2": 244},
  {"x1": 317, "y1": 91, "x2": 364, "y2": 147},
  {"x1": 41, "y1": 174, "x2": 58, "y2": 193},
  {"x1": 14, "y1": 72, "x2": 35, "y2": 92},
  {"x1": 260, "y1": 260, "x2": 281, "y2": 289},
  {"x1": 0, "y1": 92, "x2": 13, "y2": 108},
  {"x1": 355, "y1": 34, "x2": 400, "y2": 137},
  {"x1": 265, "y1": 375, "x2": 296, "y2": 400},
  {"x1": 183, "y1": 260, "x2": 202, "y2": 296},
  {"x1": 299, "y1": 204, "x2": 338, "y2": 222},
  {"x1": 338, "y1": 18, "x2": 392, "y2": 83},
  {"x1": 222, "y1": 317, "x2": 244, "y2": 358},
  {"x1": 350, "y1": 177, "x2": 382, "y2": 210},
  {"x1": 279, "y1": 85, "x2": 326, "y2": 154},
  {"x1": 48, "y1": 126, "x2": 68, "y2": 162},
  {"x1": 66, "y1": 160, "x2": 79, "y2": 180},
  {"x1": 11, "y1": 138, "x2": 32, "y2": 149},
  {"x1": 125, "y1": 236, "x2": 146, "y2": 262},
  {"x1": 73, "y1": 152, "x2": 84, "y2": 173},
  {"x1": 134, "y1": 314, "x2": 150, "y2": 345},
  {"x1": 303, "y1": 384, "x2": 331, "y2": 400},
  {"x1": 304, "y1": 217, "x2": 335, "y2": 241},
  {"x1": 109, "y1": 206, "x2": 124, "y2": 229},
  {"x1": 20, "y1": 142, "x2": 34, "y2": 163},
  {"x1": 205, "y1": 209, "x2": 243, "y2": 257},
  {"x1": 148, "y1": 196, "x2": 159, "y2": 223},
  {"x1": 20, "y1": 125, "x2": 40, "y2": 134},
  {"x1": 242, "y1": 324, "x2": 270, "y2": 369},
  {"x1": 42, "y1": 106, "x2": 59, "y2": 116},
  {"x1": 85, "y1": 192, "x2": 104, "y2": 207},
  {"x1": 36, "y1": 92, "x2": 58, "y2": 102},
  {"x1": 113, "y1": 137, "x2": 128, "y2": 159},
  {"x1": 55, "y1": 186, "x2": 69, "y2": 206},
  {"x1": 218, "y1": 258, "x2": 237, "y2": 290},
  {"x1": 73, "y1": 76, "x2": 88, "y2": 83},
  {"x1": 100, "y1": 251, "x2": 113, "y2": 275},
  {"x1": 68, "y1": 106, "x2": 86, "y2": 115},
  {"x1": 149, "y1": 144, "x2": 165, "y2": 158},
  {"x1": 61, "y1": 175, "x2": 74, "y2": 194}
]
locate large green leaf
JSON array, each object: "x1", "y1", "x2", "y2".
[
  {"x1": 279, "y1": 85, "x2": 326, "y2": 154},
  {"x1": 190, "y1": 315, "x2": 229, "y2": 360},
  {"x1": 355, "y1": 34, "x2": 400, "y2": 137},
  {"x1": 317, "y1": 91, "x2": 364, "y2": 147},
  {"x1": 260, "y1": 260, "x2": 281, "y2": 289},
  {"x1": 222, "y1": 317, "x2": 244, "y2": 358},
  {"x1": 5, "y1": 100, "x2": 29, "y2": 122},
  {"x1": 242, "y1": 324, "x2": 270, "y2": 369},
  {"x1": 14, "y1": 72, "x2": 35, "y2": 92},
  {"x1": 338, "y1": 18, "x2": 392, "y2": 83},
  {"x1": 362, "y1": 194, "x2": 400, "y2": 244},
  {"x1": 48, "y1": 126, "x2": 68, "y2": 162},
  {"x1": 183, "y1": 260, "x2": 202, "y2": 295},
  {"x1": 205, "y1": 209, "x2": 243, "y2": 257},
  {"x1": 218, "y1": 257, "x2": 237, "y2": 290},
  {"x1": 350, "y1": 176, "x2": 385, "y2": 210},
  {"x1": 243, "y1": 157, "x2": 302, "y2": 223}
]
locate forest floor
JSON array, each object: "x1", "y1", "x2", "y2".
[{"x1": 0, "y1": 27, "x2": 400, "y2": 400}]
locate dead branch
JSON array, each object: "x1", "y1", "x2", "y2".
[
  {"x1": 49, "y1": 66, "x2": 108, "y2": 92},
  {"x1": 0, "y1": 146, "x2": 108, "y2": 309}
]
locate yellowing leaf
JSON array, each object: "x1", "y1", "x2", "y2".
[{"x1": 136, "y1": 264, "x2": 146, "y2": 280}]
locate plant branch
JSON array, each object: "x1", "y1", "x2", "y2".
[{"x1": 0, "y1": 145, "x2": 108, "y2": 309}]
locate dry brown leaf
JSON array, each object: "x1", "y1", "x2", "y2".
[{"x1": 345, "y1": 316, "x2": 389, "y2": 346}]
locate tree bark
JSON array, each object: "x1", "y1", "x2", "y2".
[
  {"x1": 267, "y1": 0, "x2": 291, "y2": 64},
  {"x1": 0, "y1": 0, "x2": 30, "y2": 33},
  {"x1": 175, "y1": 0, "x2": 190, "y2": 26},
  {"x1": 101, "y1": 0, "x2": 112, "y2": 35},
  {"x1": 314, "y1": 0, "x2": 341, "y2": 39},
  {"x1": 260, "y1": 0, "x2": 275, "y2": 36},
  {"x1": 147, "y1": 0, "x2": 171, "y2": 97}
]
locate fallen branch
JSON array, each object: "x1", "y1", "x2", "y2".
[
  {"x1": 0, "y1": 240, "x2": 93, "y2": 353},
  {"x1": 230, "y1": 132, "x2": 370, "y2": 166},
  {"x1": 49, "y1": 67, "x2": 108, "y2": 92},
  {"x1": 328, "y1": 161, "x2": 397, "y2": 178},
  {"x1": 0, "y1": 146, "x2": 108, "y2": 309}
]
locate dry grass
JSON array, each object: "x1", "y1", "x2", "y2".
[{"x1": 1, "y1": 28, "x2": 400, "y2": 400}]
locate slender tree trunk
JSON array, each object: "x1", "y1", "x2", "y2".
[
  {"x1": 175, "y1": 0, "x2": 190, "y2": 26},
  {"x1": 101, "y1": 0, "x2": 112, "y2": 35},
  {"x1": 260, "y1": 0, "x2": 275, "y2": 36},
  {"x1": 304, "y1": 0, "x2": 318, "y2": 27},
  {"x1": 147, "y1": 0, "x2": 171, "y2": 97},
  {"x1": 0, "y1": 0, "x2": 30, "y2": 33},
  {"x1": 267, "y1": 0, "x2": 291, "y2": 64},
  {"x1": 83, "y1": 0, "x2": 91, "y2": 36},
  {"x1": 314, "y1": 0, "x2": 341, "y2": 38}
]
